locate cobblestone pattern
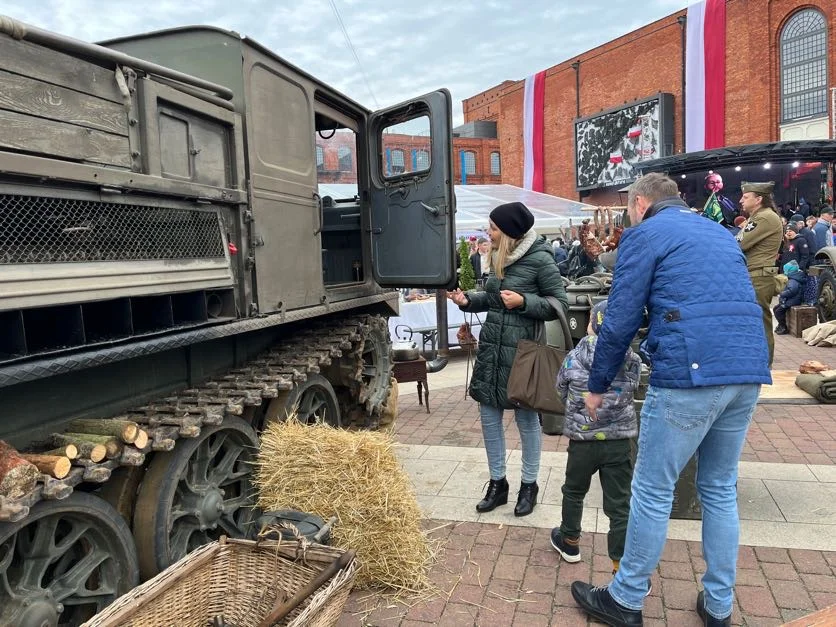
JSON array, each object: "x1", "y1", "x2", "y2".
[
  {"x1": 339, "y1": 521, "x2": 836, "y2": 626},
  {"x1": 394, "y1": 385, "x2": 836, "y2": 465}
]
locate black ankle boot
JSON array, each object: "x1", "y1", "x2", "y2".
[
  {"x1": 514, "y1": 481, "x2": 539, "y2": 516},
  {"x1": 476, "y1": 477, "x2": 509, "y2": 513},
  {"x1": 696, "y1": 590, "x2": 731, "y2": 626}
]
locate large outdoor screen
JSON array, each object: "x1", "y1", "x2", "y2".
[{"x1": 574, "y1": 93, "x2": 675, "y2": 191}]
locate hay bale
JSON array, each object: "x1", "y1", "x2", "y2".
[{"x1": 254, "y1": 417, "x2": 434, "y2": 593}]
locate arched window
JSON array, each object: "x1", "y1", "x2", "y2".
[
  {"x1": 490, "y1": 151, "x2": 501, "y2": 175},
  {"x1": 415, "y1": 149, "x2": 430, "y2": 170},
  {"x1": 316, "y1": 145, "x2": 324, "y2": 171},
  {"x1": 338, "y1": 146, "x2": 352, "y2": 172},
  {"x1": 780, "y1": 9, "x2": 828, "y2": 122},
  {"x1": 463, "y1": 151, "x2": 476, "y2": 175},
  {"x1": 391, "y1": 149, "x2": 405, "y2": 174}
]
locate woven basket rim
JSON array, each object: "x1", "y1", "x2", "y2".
[{"x1": 81, "y1": 536, "x2": 357, "y2": 627}]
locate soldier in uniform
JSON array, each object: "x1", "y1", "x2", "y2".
[{"x1": 736, "y1": 181, "x2": 784, "y2": 366}]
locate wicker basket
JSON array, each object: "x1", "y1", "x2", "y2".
[{"x1": 82, "y1": 537, "x2": 358, "y2": 627}]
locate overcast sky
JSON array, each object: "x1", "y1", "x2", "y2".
[{"x1": 4, "y1": 0, "x2": 688, "y2": 124}]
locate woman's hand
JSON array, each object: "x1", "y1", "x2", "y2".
[
  {"x1": 446, "y1": 289, "x2": 468, "y2": 306},
  {"x1": 500, "y1": 290, "x2": 524, "y2": 309}
]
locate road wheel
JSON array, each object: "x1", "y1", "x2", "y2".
[
  {"x1": 0, "y1": 492, "x2": 139, "y2": 627},
  {"x1": 817, "y1": 268, "x2": 836, "y2": 323},
  {"x1": 272, "y1": 374, "x2": 341, "y2": 427},
  {"x1": 132, "y1": 417, "x2": 259, "y2": 580}
]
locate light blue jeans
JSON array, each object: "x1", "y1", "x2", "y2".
[
  {"x1": 479, "y1": 404, "x2": 541, "y2": 484},
  {"x1": 608, "y1": 383, "x2": 760, "y2": 620}
]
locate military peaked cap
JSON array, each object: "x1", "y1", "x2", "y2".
[{"x1": 741, "y1": 181, "x2": 775, "y2": 195}]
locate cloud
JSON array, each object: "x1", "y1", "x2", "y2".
[{"x1": 6, "y1": 0, "x2": 683, "y2": 125}]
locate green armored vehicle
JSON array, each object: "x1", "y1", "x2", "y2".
[{"x1": 0, "y1": 16, "x2": 455, "y2": 626}]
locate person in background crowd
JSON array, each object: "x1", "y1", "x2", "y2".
[
  {"x1": 773, "y1": 260, "x2": 806, "y2": 335},
  {"x1": 798, "y1": 197, "x2": 811, "y2": 219},
  {"x1": 781, "y1": 202, "x2": 796, "y2": 222},
  {"x1": 736, "y1": 181, "x2": 784, "y2": 367},
  {"x1": 553, "y1": 238, "x2": 568, "y2": 264},
  {"x1": 814, "y1": 207, "x2": 834, "y2": 250},
  {"x1": 780, "y1": 223, "x2": 810, "y2": 271},
  {"x1": 552, "y1": 300, "x2": 641, "y2": 577},
  {"x1": 702, "y1": 173, "x2": 738, "y2": 228},
  {"x1": 802, "y1": 215, "x2": 820, "y2": 254},
  {"x1": 469, "y1": 237, "x2": 491, "y2": 283},
  {"x1": 447, "y1": 202, "x2": 568, "y2": 517},
  {"x1": 570, "y1": 173, "x2": 770, "y2": 627}
]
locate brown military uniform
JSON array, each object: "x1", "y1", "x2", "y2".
[{"x1": 736, "y1": 204, "x2": 784, "y2": 366}]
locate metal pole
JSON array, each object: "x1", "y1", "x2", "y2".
[
  {"x1": 677, "y1": 14, "x2": 687, "y2": 152},
  {"x1": 571, "y1": 60, "x2": 581, "y2": 118},
  {"x1": 435, "y1": 290, "x2": 449, "y2": 358}
]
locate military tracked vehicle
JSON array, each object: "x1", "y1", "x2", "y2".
[{"x1": 0, "y1": 16, "x2": 456, "y2": 626}]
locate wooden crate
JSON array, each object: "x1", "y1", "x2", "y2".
[
  {"x1": 393, "y1": 358, "x2": 429, "y2": 413},
  {"x1": 788, "y1": 306, "x2": 818, "y2": 338}
]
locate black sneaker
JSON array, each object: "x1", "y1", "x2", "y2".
[
  {"x1": 775, "y1": 326, "x2": 789, "y2": 335},
  {"x1": 571, "y1": 581, "x2": 643, "y2": 627},
  {"x1": 550, "y1": 529, "x2": 581, "y2": 563},
  {"x1": 696, "y1": 590, "x2": 731, "y2": 626}
]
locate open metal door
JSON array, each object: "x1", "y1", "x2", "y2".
[{"x1": 366, "y1": 89, "x2": 456, "y2": 288}]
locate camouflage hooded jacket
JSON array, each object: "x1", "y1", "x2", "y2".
[{"x1": 557, "y1": 335, "x2": 640, "y2": 441}]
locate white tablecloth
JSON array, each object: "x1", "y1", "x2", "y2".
[{"x1": 388, "y1": 298, "x2": 482, "y2": 348}]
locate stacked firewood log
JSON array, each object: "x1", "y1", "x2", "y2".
[{"x1": 0, "y1": 418, "x2": 150, "y2": 499}]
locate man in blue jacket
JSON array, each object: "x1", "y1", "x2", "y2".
[{"x1": 571, "y1": 173, "x2": 771, "y2": 627}]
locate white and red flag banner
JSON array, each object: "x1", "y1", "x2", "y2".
[
  {"x1": 685, "y1": 0, "x2": 726, "y2": 152},
  {"x1": 523, "y1": 70, "x2": 546, "y2": 191}
]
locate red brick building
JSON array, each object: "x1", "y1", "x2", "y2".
[
  {"x1": 316, "y1": 131, "x2": 500, "y2": 185},
  {"x1": 464, "y1": 0, "x2": 836, "y2": 204}
]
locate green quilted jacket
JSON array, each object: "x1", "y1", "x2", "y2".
[{"x1": 461, "y1": 231, "x2": 569, "y2": 409}]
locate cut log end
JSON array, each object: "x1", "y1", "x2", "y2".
[
  {"x1": 0, "y1": 440, "x2": 41, "y2": 499},
  {"x1": 67, "y1": 419, "x2": 140, "y2": 444},
  {"x1": 133, "y1": 429, "x2": 149, "y2": 450},
  {"x1": 20, "y1": 454, "x2": 71, "y2": 480},
  {"x1": 43, "y1": 445, "x2": 78, "y2": 460}
]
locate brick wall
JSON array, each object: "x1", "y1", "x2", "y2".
[
  {"x1": 452, "y1": 137, "x2": 502, "y2": 184},
  {"x1": 316, "y1": 135, "x2": 500, "y2": 185},
  {"x1": 463, "y1": 0, "x2": 836, "y2": 200},
  {"x1": 462, "y1": 80, "x2": 516, "y2": 123}
]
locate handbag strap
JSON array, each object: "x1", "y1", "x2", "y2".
[{"x1": 535, "y1": 295, "x2": 564, "y2": 345}]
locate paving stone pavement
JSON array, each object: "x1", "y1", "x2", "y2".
[
  {"x1": 337, "y1": 334, "x2": 836, "y2": 625},
  {"x1": 339, "y1": 524, "x2": 836, "y2": 626},
  {"x1": 395, "y1": 382, "x2": 836, "y2": 466}
]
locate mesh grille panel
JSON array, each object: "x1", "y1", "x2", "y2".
[{"x1": 0, "y1": 195, "x2": 225, "y2": 264}]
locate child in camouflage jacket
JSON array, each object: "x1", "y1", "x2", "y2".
[{"x1": 551, "y1": 300, "x2": 641, "y2": 574}]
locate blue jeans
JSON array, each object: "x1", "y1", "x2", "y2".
[
  {"x1": 608, "y1": 383, "x2": 760, "y2": 620},
  {"x1": 479, "y1": 404, "x2": 541, "y2": 484}
]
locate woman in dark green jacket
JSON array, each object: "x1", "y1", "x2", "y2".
[{"x1": 448, "y1": 202, "x2": 568, "y2": 516}]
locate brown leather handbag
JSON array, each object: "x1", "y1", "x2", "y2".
[{"x1": 506, "y1": 296, "x2": 567, "y2": 414}]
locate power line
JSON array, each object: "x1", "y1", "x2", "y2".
[{"x1": 328, "y1": 0, "x2": 380, "y2": 109}]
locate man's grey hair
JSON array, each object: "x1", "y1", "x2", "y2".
[{"x1": 628, "y1": 173, "x2": 680, "y2": 208}]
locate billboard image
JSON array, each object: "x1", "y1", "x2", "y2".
[{"x1": 574, "y1": 93, "x2": 675, "y2": 191}]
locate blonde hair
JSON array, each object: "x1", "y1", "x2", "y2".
[{"x1": 491, "y1": 231, "x2": 521, "y2": 279}]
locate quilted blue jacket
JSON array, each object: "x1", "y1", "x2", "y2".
[{"x1": 588, "y1": 198, "x2": 772, "y2": 392}]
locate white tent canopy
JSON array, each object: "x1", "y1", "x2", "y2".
[{"x1": 317, "y1": 183, "x2": 593, "y2": 236}]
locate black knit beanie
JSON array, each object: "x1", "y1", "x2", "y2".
[{"x1": 489, "y1": 202, "x2": 535, "y2": 239}]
